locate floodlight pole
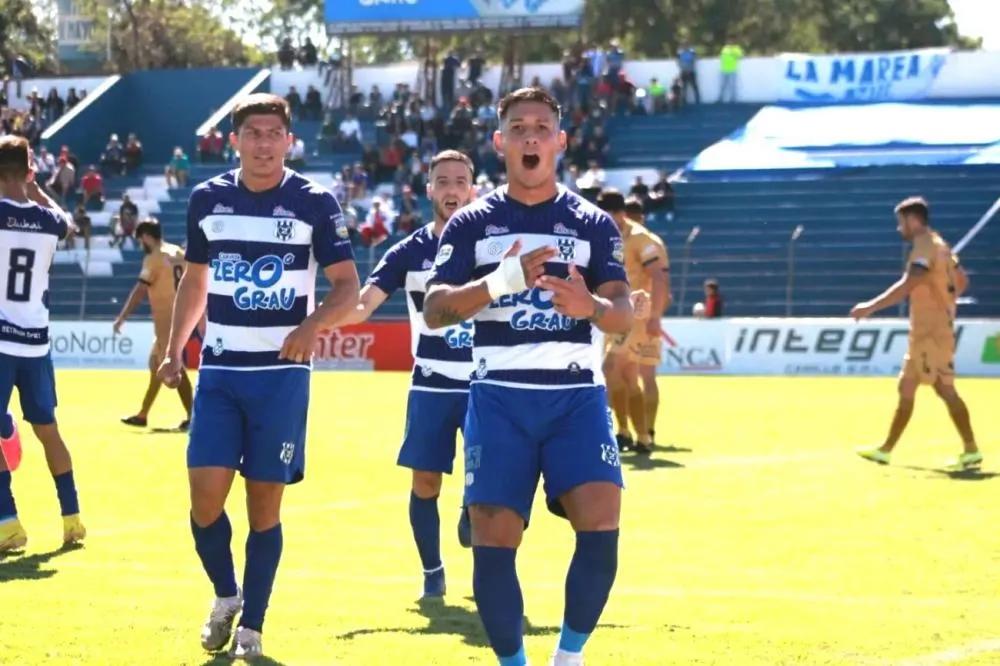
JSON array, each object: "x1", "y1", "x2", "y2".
[
  {"x1": 786, "y1": 224, "x2": 803, "y2": 316},
  {"x1": 678, "y1": 225, "x2": 700, "y2": 316}
]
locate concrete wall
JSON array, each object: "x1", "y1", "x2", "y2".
[{"x1": 4, "y1": 76, "x2": 109, "y2": 111}]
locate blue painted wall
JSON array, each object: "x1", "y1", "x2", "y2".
[{"x1": 45, "y1": 68, "x2": 262, "y2": 165}]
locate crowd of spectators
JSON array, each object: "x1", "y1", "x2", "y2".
[{"x1": 0, "y1": 83, "x2": 87, "y2": 147}]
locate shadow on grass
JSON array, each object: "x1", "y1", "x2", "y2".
[
  {"x1": 0, "y1": 542, "x2": 83, "y2": 581},
  {"x1": 622, "y1": 454, "x2": 685, "y2": 472},
  {"x1": 199, "y1": 655, "x2": 288, "y2": 666},
  {"x1": 899, "y1": 464, "x2": 1000, "y2": 481},
  {"x1": 653, "y1": 444, "x2": 694, "y2": 454},
  {"x1": 336, "y1": 597, "x2": 626, "y2": 649}
]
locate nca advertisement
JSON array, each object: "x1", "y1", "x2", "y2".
[{"x1": 656, "y1": 318, "x2": 1000, "y2": 377}]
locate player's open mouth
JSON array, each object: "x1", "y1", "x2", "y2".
[{"x1": 522, "y1": 154, "x2": 540, "y2": 170}]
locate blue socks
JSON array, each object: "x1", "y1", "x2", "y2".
[
  {"x1": 473, "y1": 546, "x2": 524, "y2": 662},
  {"x1": 190, "y1": 512, "x2": 239, "y2": 598},
  {"x1": 240, "y1": 523, "x2": 283, "y2": 633},
  {"x1": 53, "y1": 471, "x2": 79, "y2": 516},
  {"x1": 0, "y1": 471, "x2": 15, "y2": 521},
  {"x1": 560, "y1": 529, "x2": 620, "y2": 653},
  {"x1": 409, "y1": 492, "x2": 442, "y2": 572}
]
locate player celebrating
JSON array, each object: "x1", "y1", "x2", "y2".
[
  {"x1": 598, "y1": 190, "x2": 670, "y2": 455},
  {"x1": 334, "y1": 149, "x2": 476, "y2": 598},
  {"x1": 424, "y1": 88, "x2": 632, "y2": 666},
  {"x1": 852, "y1": 197, "x2": 981, "y2": 471},
  {"x1": 623, "y1": 195, "x2": 671, "y2": 447},
  {"x1": 157, "y1": 94, "x2": 359, "y2": 659},
  {"x1": 0, "y1": 136, "x2": 85, "y2": 552},
  {"x1": 113, "y1": 218, "x2": 193, "y2": 430}
]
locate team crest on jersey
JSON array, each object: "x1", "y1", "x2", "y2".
[
  {"x1": 420, "y1": 365, "x2": 433, "y2": 378},
  {"x1": 601, "y1": 443, "x2": 621, "y2": 468},
  {"x1": 488, "y1": 241, "x2": 504, "y2": 257},
  {"x1": 568, "y1": 362, "x2": 581, "y2": 374},
  {"x1": 332, "y1": 213, "x2": 349, "y2": 239},
  {"x1": 475, "y1": 358, "x2": 488, "y2": 379},
  {"x1": 421, "y1": 259, "x2": 434, "y2": 270},
  {"x1": 484, "y1": 224, "x2": 510, "y2": 236},
  {"x1": 553, "y1": 222, "x2": 578, "y2": 237},
  {"x1": 212, "y1": 337, "x2": 224, "y2": 356},
  {"x1": 212, "y1": 204, "x2": 234, "y2": 214},
  {"x1": 211, "y1": 218, "x2": 225, "y2": 233},
  {"x1": 612, "y1": 239, "x2": 625, "y2": 263},
  {"x1": 272, "y1": 205, "x2": 296, "y2": 218},
  {"x1": 279, "y1": 442, "x2": 295, "y2": 465},
  {"x1": 275, "y1": 219, "x2": 295, "y2": 242},
  {"x1": 557, "y1": 238, "x2": 576, "y2": 261}
]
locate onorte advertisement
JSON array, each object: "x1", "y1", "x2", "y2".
[
  {"x1": 50, "y1": 320, "x2": 414, "y2": 372},
  {"x1": 325, "y1": 0, "x2": 584, "y2": 34},
  {"x1": 777, "y1": 47, "x2": 949, "y2": 104},
  {"x1": 656, "y1": 318, "x2": 1000, "y2": 377}
]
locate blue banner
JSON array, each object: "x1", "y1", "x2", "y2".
[
  {"x1": 778, "y1": 48, "x2": 949, "y2": 104},
  {"x1": 325, "y1": 0, "x2": 584, "y2": 34}
]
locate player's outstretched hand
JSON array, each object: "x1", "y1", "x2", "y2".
[
  {"x1": 537, "y1": 264, "x2": 596, "y2": 319},
  {"x1": 518, "y1": 243, "x2": 556, "y2": 286},
  {"x1": 157, "y1": 356, "x2": 183, "y2": 389},
  {"x1": 631, "y1": 289, "x2": 651, "y2": 321},
  {"x1": 850, "y1": 302, "x2": 873, "y2": 320},
  {"x1": 280, "y1": 320, "x2": 319, "y2": 365},
  {"x1": 112, "y1": 317, "x2": 124, "y2": 335}
]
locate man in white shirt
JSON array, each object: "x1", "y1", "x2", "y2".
[{"x1": 338, "y1": 113, "x2": 362, "y2": 146}]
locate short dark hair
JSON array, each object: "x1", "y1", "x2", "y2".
[
  {"x1": 0, "y1": 135, "x2": 30, "y2": 181},
  {"x1": 497, "y1": 87, "x2": 561, "y2": 123},
  {"x1": 624, "y1": 196, "x2": 645, "y2": 217},
  {"x1": 596, "y1": 188, "x2": 626, "y2": 213},
  {"x1": 429, "y1": 149, "x2": 474, "y2": 178},
  {"x1": 894, "y1": 196, "x2": 929, "y2": 224},
  {"x1": 232, "y1": 93, "x2": 291, "y2": 132},
  {"x1": 135, "y1": 218, "x2": 163, "y2": 240}
]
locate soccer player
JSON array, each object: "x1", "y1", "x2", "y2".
[
  {"x1": 333, "y1": 149, "x2": 476, "y2": 598},
  {"x1": 156, "y1": 94, "x2": 359, "y2": 659},
  {"x1": 113, "y1": 218, "x2": 193, "y2": 430},
  {"x1": 423, "y1": 87, "x2": 633, "y2": 666},
  {"x1": 623, "y1": 196, "x2": 672, "y2": 447},
  {"x1": 0, "y1": 136, "x2": 85, "y2": 552},
  {"x1": 852, "y1": 196, "x2": 981, "y2": 471},
  {"x1": 598, "y1": 190, "x2": 670, "y2": 455}
]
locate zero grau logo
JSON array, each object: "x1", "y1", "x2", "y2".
[
  {"x1": 490, "y1": 288, "x2": 575, "y2": 332},
  {"x1": 210, "y1": 253, "x2": 297, "y2": 311},
  {"x1": 444, "y1": 321, "x2": 474, "y2": 349}
]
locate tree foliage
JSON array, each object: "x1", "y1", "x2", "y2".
[{"x1": 0, "y1": 0, "x2": 55, "y2": 74}]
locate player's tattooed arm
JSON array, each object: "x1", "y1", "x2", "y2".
[
  {"x1": 589, "y1": 279, "x2": 634, "y2": 334},
  {"x1": 423, "y1": 282, "x2": 493, "y2": 329}
]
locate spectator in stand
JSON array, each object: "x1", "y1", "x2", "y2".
[
  {"x1": 669, "y1": 76, "x2": 684, "y2": 112},
  {"x1": 300, "y1": 37, "x2": 318, "y2": 67},
  {"x1": 359, "y1": 196, "x2": 393, "y2": 246},
  {"x1": 369, "y1": 85, "x2": 384, "y2": 112},
  {"x1": 704, "y1": 279, "x2": 723, "y2": 317},
  {"x1": 278, "y1": 37, "x2": 296, "y2": 70},
  {"x1": 585, "y1": 138, "x2": 608, "y2": 167},
  {"x1": 68, "y1": 204, "x2": 92, "y2": 251},
  {"x1": 101, "y1": 133, "x2": 125, "y2": 176},
  {"x1": 441, "y1": 51, "x2": 460, "y2": 110},
  {"x1": 361, "y1": 143, "x2": 380, "y2": 180},
  {"x1": 575, "y1": 61, "x2": 594, "y2": 112},
  {"x1": 607, "y1": 40, "x2": 625, "y2": 82},
  {"x1": 400, "y1": 125, "x2": 419, "y2": 151},
  {"x1": 304, "y1": 85, "x2": 323, "y2": 121},
  {"x1": 113, "y1": 194, "x2": 139, "y2": 247},
  {"x1": 578, "y1": 160, "x2": 606, "y2": 201},
  {"x1": 48, "y1": 156, "x2": 76, "y2": 204},
  {"x1": 198, "y1": 126, "x2": 225, "y2": 162},
  {"x1": 678, "y1": 44, "x2": 700, "y2": 104},
  {"x1": 33, "y1": 146, "x2": 55, "y2": 186},
  {"x1": 351, "y1": 163, "x2": 368, "y2": 200},
  {"x1": 331, "y1": 171, "x2": 347, "y2": 204},
  {"x1": 718, "y1": 42, "x2": 744, "y2": 103},
  {"x1": 378, "y1": 138, "x2": 404, "y2": 182},
  {"x1": 407, "y1": 151, "x2": 426, "y2": 191},
  {"x1": 164, "y1": 146, "x2": 190, "y2": 189},
  {"x1": 566, "y1": 135, "x2": 588, "y2": 171},
  {"x1": 649, "y1": 170, "x2": 675, "y2": 222},
  {"x1": 562, "y1": 48, "x2": 579, "y2": 94},
  {"x1": 562, "y1": 164, "x2": 580, "y2": 193},
  {"x1": 124, "y1": 133, "x2": 143, "y2": 174},
  {"x1": 65, "y1": 87, "x2": 80, "y2": 109},
  {"x1": 630, "y1": 175, "x2": 650, "y2": 202},
  {"x1": 395, "y1": 184, "x2": 421, "y2": 235},
  {"x1": 80, "y1": 165, "x2": 104, "y2": 209},
  {"x1": 648, "y1": 78, "x2": 667, "y2": 114},
  {"x1": 348, "y1": 85, "x2": 364, "y2": 114},
  {"x1": 447, "y1": 97, "x2": 474, "y2": 147},
  {"x1": 285, "y1": 86, "x2": 303, "y2": 120},
  {"x1": 475, "y1": 173, "x2": 496, "y2": 197},
  {"x1": 550, "y1": 77, "x2": 569, "y2": 109},
  {"x1": 286, "y1": 137, "x2": 306, "y2": 170},
  {"x1": 338, "y1": 112, "x2": 362, "y2": 148},
  {"x1": 585, "y1": 43, "x2": 607, "y2": 79},
  {"x1": 45, "y1": 87, "x2": 65, "y2": 124},
  {"x1": 475, "y1": 99, "x2": 497, "y2": 133},
  {"x1": 468, "y1": 50, "x2": 486, "y2": 86}
]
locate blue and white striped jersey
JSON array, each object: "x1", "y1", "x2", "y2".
[
  {"x1": 429, "y1": 185, "x2": 627, "y2": 389},
  {"x1": 367, "y1": 223, "x2": 471, "y2": 392},
  {"x1": 186, "y1": 168, "x2": 354, "y2": 371},
  {"x1": 0, "y1": 198, "x2": 69, "y2": 357}
]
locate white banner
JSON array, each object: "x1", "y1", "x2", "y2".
[
  {"x1": 657, "y1": 318, "x2": 1000, "y2": 377},
  {"x1": 50, "y1": 321, "x2": 154, "y2": 369},
  {"x1": 778, "y1": 48, "x2": 949, "y2": 104}
]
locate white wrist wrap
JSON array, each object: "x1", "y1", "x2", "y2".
[{"x1": 484, "y1": 255, "x2": 528, "y2": 300}]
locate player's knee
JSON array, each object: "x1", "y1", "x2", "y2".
[
  {"x1": 30, "y1": 422, "x2": 63, "y2": 449},
  {"x1": 934, "y1": 382, "x2": 959, "y2": 405},
  {"x1": 469, "y1": 504, "x2": 523, "y2": 548},
  {"x1": 411, "y1": 471, "x2": 443, "y2": 498},
  {"x1": 896, "y1": 380, "x2": 918, "y2": 401}
]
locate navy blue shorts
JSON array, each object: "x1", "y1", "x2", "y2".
[
  {"x1": 463, "y1": 383, "x2": 623, "y2": 522},
  {"x1": 187, "y1": 368, "x2": 309, "y2": 484},
  {"x1": 398, "y1": 389, "x2": 468, "y2": 474},
  {"x1": 0, "y1": 352, "x2": 57, "y2": 425}
]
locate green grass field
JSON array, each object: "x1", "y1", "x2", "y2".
[{"x1": 1, "y1": 371, "x2": 998, "y2": 665}]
